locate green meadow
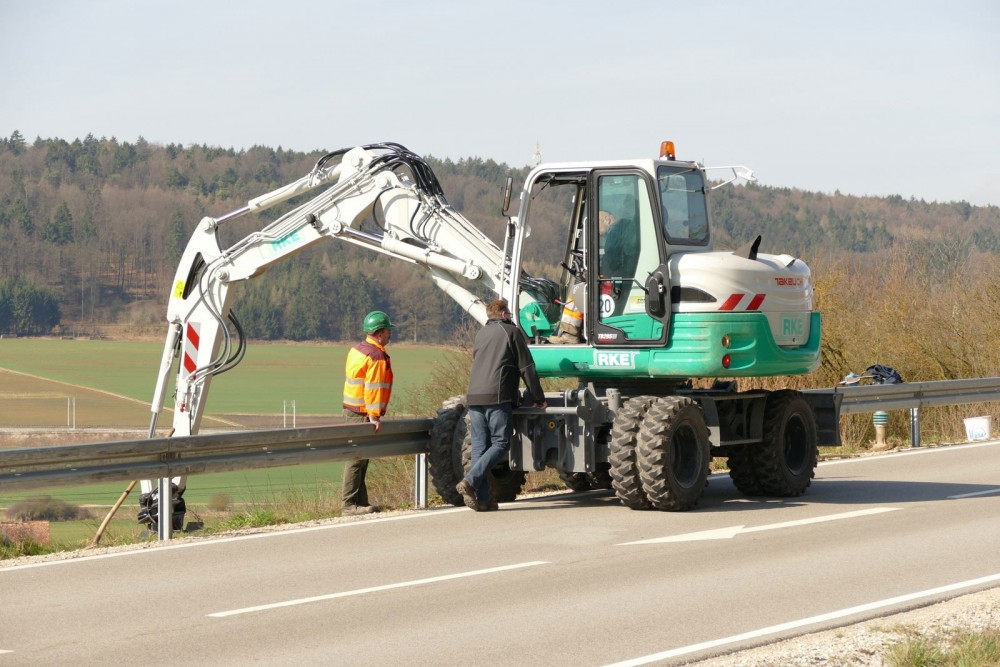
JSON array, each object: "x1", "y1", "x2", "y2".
[
  {"x1": 0, "y1": 337, "x2": 463, "y2": 513},
  {"x1": 0, "y1": 337, "x2": 454, "y2": 417}
]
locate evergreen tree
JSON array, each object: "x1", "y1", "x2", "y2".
[
  {"x1": 166, "y1": 210, "x2": 188, "y2": 265},
  {"x1": 40, "y1": 202, "x2": 75, "y2": 245},
  {"x1": 0, "y1": 278, "x2": 61, "y2": 334},
  {"x1": 283, "y1": 265, "x2": 326, "y2": 340},
  {"x1": 78, "y1": 209, "x2": 97, "y2": 243},
  {"x1": 239, "y1": 284, "x2": 284, "y2": 340},
  {"x1": 7, "y1": 130, "x2": 27, "y2": 156},
  {"x1": 8, "y1": 198, "x2": 33, "y2": 236}
]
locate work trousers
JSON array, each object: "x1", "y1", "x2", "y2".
[
  {"x1": 341, "y1": 410, "x2": 370, "y2": 507},
  {"x1": 465, "y1": 403, "x2": 513, "y2": 503}
]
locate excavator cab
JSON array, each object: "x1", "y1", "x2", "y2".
[{"x1": 514, "y1": 161, "x2": 706, "y2": 350}]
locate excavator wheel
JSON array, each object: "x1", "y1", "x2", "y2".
[
  {"x1": 461, "y1": 426, "x2": 527, "y2": 503},
  {"x1": 726, "y1": 444, "x2": 765, "y2": 496},
  {"x1": 136, "y1": 484, "x2": 186, "y2": 531},
  {"x1": 589, "y1": 462, "x2": 614, "y2": 490},
  {"x1": 428, "y1": 396, "x2": 468, "y2": 506},
  {"x1": 726, "y1": 398, "x2": 767, "y2": 496},
  {"x1": 753, "y1": 390, "x2": 818, "y2": 496},
  {"x1": 559, "y1": 471, "x2": 593, "y2": 492},
  {"x1": 608, "y1": 395, "x2": 657, "y2": 509},
  {"x1": 636, "y1": 396, "x2": 711, "y2": 511},
  {"x1": 559, "y1": 462, "x2": 613, "y2": 492}
]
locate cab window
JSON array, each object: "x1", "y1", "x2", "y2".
[
  {"x1": 596, "y1": 173, "x2": 663, "y2": 342},
  {"x1": 657, "y1": 165, "x2": 709, "y2": 245}
]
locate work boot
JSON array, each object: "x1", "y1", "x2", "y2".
[
  {"x1": 455, "y1": 480, "x2": 480, "y2": 511},
  {"x1": 482, "y1": 500, "x2": 499, "y2": 512},
  {"x1": 546, "y1": 332, "x2": 581, "y2": 345},
  {"x1": 342, "y1": 504, "x2": 376, "y2": 516}
]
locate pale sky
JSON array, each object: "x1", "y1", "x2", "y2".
[{"x1": 2, "y1": 1, "x2": 998, "y2": 206}]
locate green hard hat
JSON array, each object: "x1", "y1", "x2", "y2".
[{"x1": 363, "y1": 310, "x2": 396, "y2": 333}]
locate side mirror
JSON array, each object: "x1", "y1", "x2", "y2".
[
  {"x1": 501, "y1": 176, "x2": 513, "y2": 216},
  {"x1": 644, "y1": 265, "x2": 670, "y2": 320}
]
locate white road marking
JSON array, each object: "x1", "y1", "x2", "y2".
[
  {"x1": 617, "y1": 507, "x2": 900, "y2": 545},
  {"x1": 949, "y1": 487, "x2": 1000, "y2": 499},
  {"x1": 817, "y1": 439, "x2": 1000, "y2": 467},
  {"x1": 207, "y1": 560, "x2": 550, "y2": 618},
  {"x1": 603, "y1": 572, "x2": 1000, "y2": 667},
  {"x1": 0, "y1": 507, "x2": 468, "y2": 572}
]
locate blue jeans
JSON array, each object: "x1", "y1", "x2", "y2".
[{"x1": 465, "y1": 403, "x2": 513, "y2": 503}]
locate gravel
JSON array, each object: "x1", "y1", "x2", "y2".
[{"x1": 683, "y1": 586, "x2": 1000, "y2": 666}]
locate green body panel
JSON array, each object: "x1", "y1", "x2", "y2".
[{"x1": 529, "y1": 311, "x2": 821, "y2": 379}]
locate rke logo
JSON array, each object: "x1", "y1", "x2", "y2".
[{"x1": 593, "y1": 351, "x2": 637, "y2": 368}]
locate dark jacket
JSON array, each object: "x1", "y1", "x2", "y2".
[{"x1": 466, "y1": 318, "x2": 545, "y2": 407}]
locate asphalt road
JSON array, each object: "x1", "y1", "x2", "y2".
[{"x1": 2, "y1": 441, "x2": 999, "y2": 666}]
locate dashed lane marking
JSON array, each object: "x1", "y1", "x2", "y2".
[{"x1": 207, "y1": 561, "x2": 550, "y2": 618}]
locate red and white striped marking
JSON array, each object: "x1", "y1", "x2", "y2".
[
  {"x1": 719, "y1": 293, "x2": 766, "y2": 311},
  {"x1": 182, "y1": 322, "x2": 200, "y2": 378}
]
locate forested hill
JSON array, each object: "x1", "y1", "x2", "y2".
[{"x1": 1, "y1": 131, "x2": 997, "y2": 343}]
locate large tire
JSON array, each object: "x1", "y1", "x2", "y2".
[
  {"x1": 608, "y1": 395, "x2": 656, "y2": 509},
  {"x1": 636, "y1": 396, "x2": 711, "y2": 511},
  {"x1": 726, "y1": 398, "x2": 767, "y2": 496},
  {"x1": 460, "y1": 428, "x2": 527, "y2": 502},
  {"x1": 727, "y1": 444, "x2": 765, "y2": 496},
  {"x1": 588, "y1": 461, "x2": 613, "y2": 490},
  {"x1": 560, "y1": 463, "x2": 613, "y2": 492},
  {"x1": 754, "y1": 390, "x2": 818, "y2": 496},
  {"x1": 428, "y1": 396, "x2": 467, "y2": 506},
  {"x1": 559, "y1": 471, "x2": 593, "y2": 492}
]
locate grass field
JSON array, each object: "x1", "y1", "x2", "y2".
[
  {"x1": 0, "y1": 337, "x2": 459, "y2": 420},
  {"x1": 0, "y1": 337, "x2": 466, "y2": 547}
]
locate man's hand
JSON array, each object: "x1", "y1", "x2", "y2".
[
  {"x1": 534, "y1": 401, "x2": 548, "y2": 409},
  {"x1": 370, "y1": 417, "x2": 382, "y2": 433}
]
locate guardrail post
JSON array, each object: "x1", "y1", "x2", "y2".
[
  {"x1": 66, "y1": 397, "x2": 77, "y2": 429},
  {"x1": 157, "y1": 477, "x2": 172, "y2": 540},
  {"x1": 414, "y1": 453, "x2": 428, "y2": 508},
  {"x1": 910, "y1": 407, "x2": 921, "y2": 448},
  {"x1": 282, "y1": 400, "x2": 297, "y2": 428}
]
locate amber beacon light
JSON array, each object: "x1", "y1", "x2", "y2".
[{"x1": 659, "y1": 141, "x2": 676, "y2": 160}]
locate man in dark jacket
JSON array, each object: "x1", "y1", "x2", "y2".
[{"x1": 457, "y1": 298, "x2": 547, "y2": 511}]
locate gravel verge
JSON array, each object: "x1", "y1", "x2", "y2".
[{"x1": 683, "y1": 586, "x2": 1000, "y2": 666}]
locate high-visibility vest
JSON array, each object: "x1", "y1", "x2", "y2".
[{"x1": 342, "y1": 336, "x2": 393, "y2": 418}]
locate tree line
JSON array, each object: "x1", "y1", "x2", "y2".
[{"x1": 0, "y1": 130, "x2": 997, "y2": 341}]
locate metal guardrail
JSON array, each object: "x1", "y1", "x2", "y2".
[
  {"x1": 810, "y1": 377, "x2": 1000, "y2": 414},
  {"x1": 3, "y1": 378, "x2": 999, "y2": 499},
  {"x1": 0, "y1": 419, "x2": 432, "y2": 493},
  {"x1": 805, "y1": 377, "x2": 1000, "y2": 447}
]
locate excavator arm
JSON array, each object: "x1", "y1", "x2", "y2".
[{"x1": 140, "y1": 144, "x2": 514, "y2": 528}]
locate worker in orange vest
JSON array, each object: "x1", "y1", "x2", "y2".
[{"x1": 341, "y1": 310, "x2": 395, "y2": 516}]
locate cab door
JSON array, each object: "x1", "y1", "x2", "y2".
[{"x1": 590, "y1": 171, "x2": 669, "y2": 346}]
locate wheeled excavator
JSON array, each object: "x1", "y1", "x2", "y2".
[{"x1": 140, "y1": 141, "x2": 839, "y2": 530}]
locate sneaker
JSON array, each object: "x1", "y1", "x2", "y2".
[
  {"x1": 342, "y1": 504, "x2": 375, "y2": 516},
  {"x1": 455, "y1": 480, "x2": 480, "y2": 511}
]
